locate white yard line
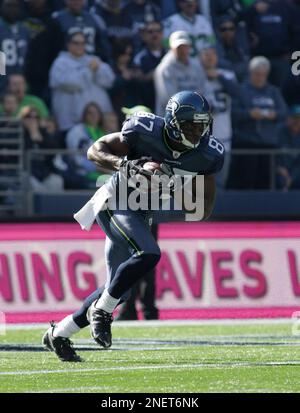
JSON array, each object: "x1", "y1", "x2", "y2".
[
  {"x1": 28, "y1": 386, "x2": 112, "y2": 393},
  {"x1": 4, "y1": 318, "x2": 292, "y2": 331},
  {"x1": 1, "y1": 361, "x2": 300, "y2": 377}
]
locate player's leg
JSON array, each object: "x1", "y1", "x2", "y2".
[
  {"x1": 140, "y1": 223, "x2": 159, "y2": 320},
  {"x1": 140, "y1": 268, "x2": 159, "y2": 320},
  {"x1": 42, "y1": 237, "x2": 131, "y2": 361},
  {"x1": 87, "y1": 208, "x2": 161, "y2": 347},
  {"x1": 115, "y1": 283, "x2": 139, "y2": 321},
  {"x1": 72, "y1": 236, "x2": 132, "y2": 327}
]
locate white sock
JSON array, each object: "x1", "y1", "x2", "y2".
[
  {"x1": 53, "y1": 315, "x2": 81, "y2": 338},
  {"x1": 95, "y1": 289, "x2": 120, "y2": 313}
]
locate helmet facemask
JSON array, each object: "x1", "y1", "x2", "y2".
[{"x1": 170, "y1": 114, "x2": 211, "y2": 149}]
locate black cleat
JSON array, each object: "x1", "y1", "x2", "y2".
[
  {"x1": 42, "y1": 322, "x2": 82, "y2": 362},
  {"x1": 87, "y1": 301, "x2": 113, "y2": 348}
]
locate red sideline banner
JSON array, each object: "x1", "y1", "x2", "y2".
[{"x1": 0, "y1": 222, "x2": 300, "y2": 322}]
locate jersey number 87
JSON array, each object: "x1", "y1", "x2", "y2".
[{"x1": 134, "y1": 112, "x2": 156, "y2": 132}]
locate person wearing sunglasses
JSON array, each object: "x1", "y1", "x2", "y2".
[
  {"x1": 133, "y1": 21, "x2": 166, "y2": 110},
  {"x1": 216, "y1": 14, "x2": 249, "y2": 82},
  {"x1": 19, "y1": 106, "x2": 64, "y2": 193}
]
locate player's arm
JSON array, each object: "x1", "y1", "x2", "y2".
[{"x1": 87, "y1": 132, "x2": 130, "y2": 171}]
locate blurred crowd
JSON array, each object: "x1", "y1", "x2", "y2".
[{"x1": 1, "y1": 0, "x2": 300, "y2": 194}]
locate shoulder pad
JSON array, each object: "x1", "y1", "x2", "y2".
[{"x1": 127, "y1": 112, "x2": 157, "y2": 134}]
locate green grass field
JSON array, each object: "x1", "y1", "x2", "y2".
[{"x1": 0, "y1": 320, "x2": 300, "y2": 393}]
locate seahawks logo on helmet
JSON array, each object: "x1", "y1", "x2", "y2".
[{"x1": 166, "y1": 98, "x2": 180, "y2": 116}]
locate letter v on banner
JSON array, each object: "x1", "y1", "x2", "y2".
[{"x1": 0, "y1": 51, "x2": 6, "y2": 76}]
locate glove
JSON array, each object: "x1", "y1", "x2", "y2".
[
  {"x1": 156, "y1": 163, "x2": 182, "y2": 192},
  {"x1": 119, "y1": 156, "x2": 154, "y2": 179}
]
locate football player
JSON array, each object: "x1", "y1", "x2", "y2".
[{"x1": 42, "y1": 91, "x2": 225, "y2": 361}]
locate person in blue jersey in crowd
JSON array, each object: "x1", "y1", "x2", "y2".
[
  {"x1": 231, "y1": 56, "x2": 287, "y2": 189},
  {"x1": 242, "y1": 0, "x2": 293, "y2": 89},
  {"x1": 23, "y1": 0, "x2": 56, "y2": 100},
  {"x1": 133, "y1": 20, "x2": 166, "y2": 111},
  {"x1": 42, "y1": 90, "x2": 225, "y2": 362},
  {"x1": 123, "y1": 0, "x2": 161, "y2": 28},
  {"x1": 89, "y1": 0, "x2": 132, "y2": 47},
  {"x1": 47, "y1": 0, "x2": 111, "y2": 62},
  {"x1": 0, "y1": 0, "x2": 30, "y2": 89}
]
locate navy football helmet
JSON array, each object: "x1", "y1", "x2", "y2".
[{"x1": 164, "y1": 91, "x2": 212, "y2": 148}]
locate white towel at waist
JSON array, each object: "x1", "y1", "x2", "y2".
[{"x1": 74, "y1": 185, "x2": 112, "y2": 231}]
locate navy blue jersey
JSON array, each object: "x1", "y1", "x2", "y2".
[
  {"x1": 122, "y1": 1, "x2": 162, "y2": 33},
  {"x1": 90, "y1": 4, "x2": 132, "y2": 42},
  {"x1": 0, "y1": 19, "x2": 29, "y2": 74},
  {"x1": 52, "y1": 9, "x2": 105, "y2": 54},
  {"x1": 121, "y1": 112, "x2": 225, "y2": 176},
  {"x1": 134, "y1": 47, "x2": 166, "y2": 74}
]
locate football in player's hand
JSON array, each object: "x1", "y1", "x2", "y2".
[{"x1": 141, "y1": 161, "x2": 162, "y2": 175}]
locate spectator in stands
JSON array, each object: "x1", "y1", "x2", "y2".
[
  {"x1": 19, "y1": 106, "x2": 64, "y2": 192},
  {"x1": 210, "y1": 0, "x2": 250, "y2": 26},
  {"x1": 161, "y1": 0, "x2": 213, "y2": 20},
  {"x1": 277, "y1": 105, "x2": 300, "y2": 191},
  {"x1": 133, "y1": 21, "x2": 166, "y2": 110},
  {"x1": 49, "y1": 31, "x2": 115, "y2": 133},
  {"x1": 48, "y1": 0, "x2": 111, "y2": 61},
  {"x1": 23, "y1": 0, "x2": 54, "y2": 101},
  {"x1": 64, "y1": 102, "x2": 108, "y2": 189},
  {"x1": 282, "y1": 67, "x2": 300, "y2": 108},
  {"x1": 23, "y1": 0, "x2": 52, "y2": 39},
  {"x1": 154, "y1": 31, "x2": 205, "y2": 116},
  {"x1": 216, "y1": 15, "x2": 249, "y2": 82},
  {"x1": 163, "y1": 0, "x2": 215, "y2": 58},
  {"x1": 123, "y1": 0, "x2": 162, "y2": 35},
  {"x1": 199, "y1": 46, "x2": 240, "y2": 188},
  {"x1": 289, "y1": 0, "x2": 300, "y2": 51},
  {"x1": 3, "y1": 74, "x2": 50, "y2": 119},
  {"x1": 103, "y1": 111, "x2": 120, "y2": 133},
  {"x1": 160, "y1": 0, "x2": 177, "y2": 18},
  {"x1": 0, "y1": 0, "x2": 30, "y2": 89},
  {"x1": 232, "y1": 56, "x2": 287, "y2": 189},
  {"x1": 109, "y1": 40, "x2": 141, "y2": 120},
  {"x1": 90, "y1": 0, "x2": 132, "y2": 48},
  {"x1": 1, "y1": 93, "x2": 18, "y2": 118},
  {"x1": 47, "y1": 0, "x2": 66, "y2": 12},
  {"x1": 243, "y1": 0, "x2": 293, "y2": 88},
  {"x1": 211, "y1": 0, "x2": 251, "y2": 58}
]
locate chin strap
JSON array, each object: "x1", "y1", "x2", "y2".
[
  {"x1": 178, "y1": 120, "x2": 211, "y2": 149},
  {"x1": 180, "y1": 133, "x2": 200, "y2": 149}
]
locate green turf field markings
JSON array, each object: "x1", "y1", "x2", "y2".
[
  {"x1": 1, "y1": 336, "x2": 300, "y2": 353},
  {"x1": 1, "y1": 360, "x2": 300, "y2": 377},
  {"x1": 28, "y1": 386, "x2": 112, "y2": 393},
  {"x1": 0, "y1": 344, "x2": 186, "y2": 352},
  {"x1": 4, "y1": 318, "x2": 293, "y2": 330},
  {"x1": 112, "y1": 338, "x2": 300, "y2": 346}
]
